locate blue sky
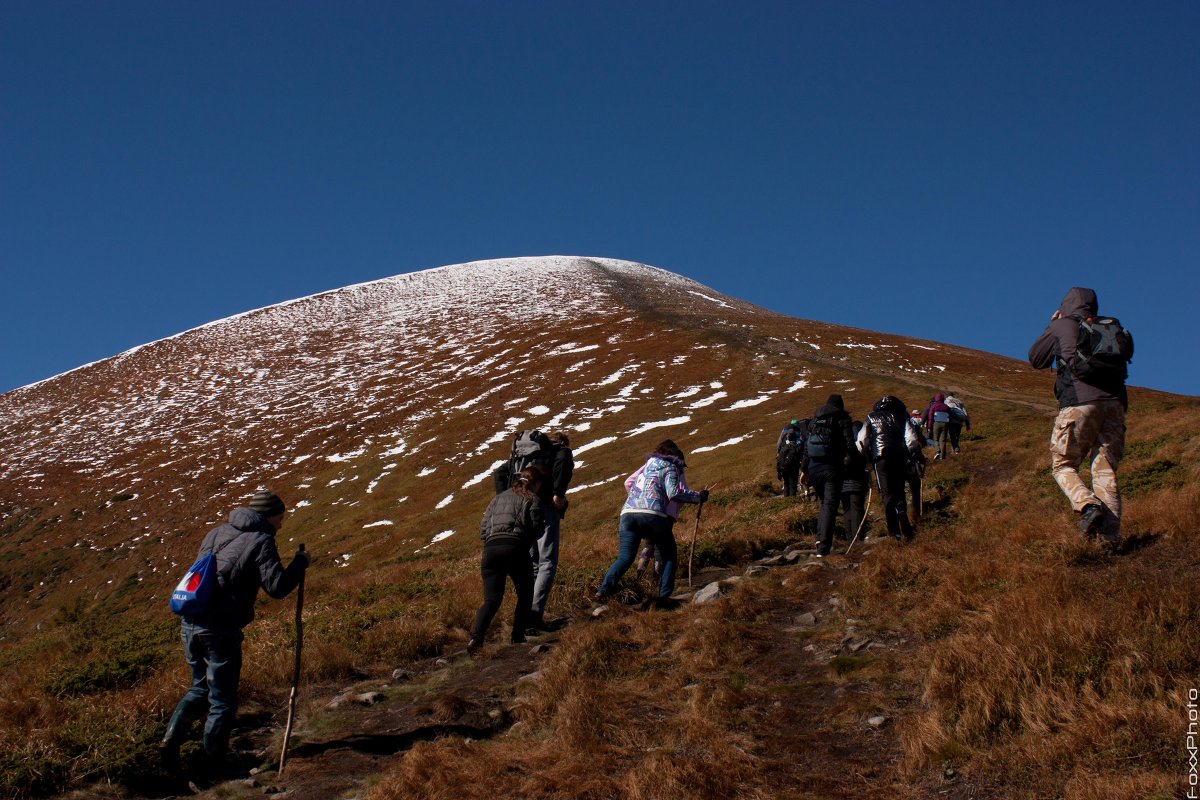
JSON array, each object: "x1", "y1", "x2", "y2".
[{"x1": 3, "y1": 2, "x2": 1197, "y2": 396}]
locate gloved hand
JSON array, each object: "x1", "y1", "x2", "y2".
[
  {"x1": 698, "y1": 489, "x2": 710, "y2": 503},
  {"x1": 294, "y1": 550, "x2": 311, "y2": 569}
]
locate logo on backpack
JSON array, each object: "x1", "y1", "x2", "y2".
[
  {"x1": 170, "y1": 552, "x2": 219, "y2": 616},
  {"x1": 1071, "y1": 316, "x2": 1133, "y2": 385},
  {"x1": 169, "y1": 533, "x2": 238, "y2": 616}
]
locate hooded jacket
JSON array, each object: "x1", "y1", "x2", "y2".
[
  {"x1": 622, "y1": 454, "x2": 704, "y2": 520},
  {"x1": 857, "y1": 396, "x2": 924, "y2": 464},
  {"x1": 923, "y1": 393, "x2": 952, "y2": 431},
  {"x1": 185, "y1": 508, "x2": 306, "y2": 631},
  {"x1": 803, "y1": 394, "x2": 856, "y2": 474},
  {"x1": 1028, "y1": 287, "x2": 1130, "y2": 409}
]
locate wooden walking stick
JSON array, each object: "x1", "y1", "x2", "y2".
[
  {"x1": 278, "y1": 544, "x2": 305, "y2": 778},
  {"x1": 687, "y1": 501, "x2": 705, "y2": 587},
  {"x1": 844, "y1": 485, "x2": 873, "y2": 555}
]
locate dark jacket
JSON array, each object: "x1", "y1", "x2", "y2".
[
  {"x1": 1028, "y1": 287, "x2": 1130, "y2": 409},
  {"x1": 841, "y1": 422, "x2": 870, "y2": 493},
  {"x1": 803, "y1": 395, "x2": 856, "y2": 475},
  {"x1": 857, "y1": 396, "x2": 924, "y2": 464},
  {"x1": 186, "y1": 508, "x2": 305, "y2": 631},
  {"x1": 550, "y1": 446, "x2": 574, "y2": 499},
  {"x1": 480, "y1": 489, "x2": 544, "y2": 547}
]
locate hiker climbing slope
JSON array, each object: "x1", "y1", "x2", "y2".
[
  {"x1": 530, "y1": 430, "x2": 574, "y2": 632},
  {"x1": 162, "y1": 490, "x2": 309, "y2": 776},
  {"x1": 857, "y1": 396, "x2": 924, "y2": 541},
  {"x1": 596, "y1": 440, "x2": 708, "y2": 608},
  {"x1": 922, "y1": 392, "x2": 953, "y2": 461},
  {"x1": 1028, "y1": 287, "x2": 1133, "y2": 543},
  {"x1": 943, "y1": 393, "x2": 970, "y2": 455},
  {"x1": 776, "y1": 419, "x2": 804, "y2": 497},
  {"x1": 469, "y1": 466, "x2": 546, "y2": 651},
  {"x1": 803, "y1": 395, "x2": 856, "y2": 557}
]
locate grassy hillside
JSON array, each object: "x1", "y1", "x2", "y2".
[{"x1": 2, "y1": 384, "x2": 1195, "y2": 799}]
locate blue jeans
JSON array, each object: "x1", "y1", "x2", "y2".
[
  {"x1": 166, "y1": 621, "x2": 244, "y2": 757},
  {"x1": 529, "y1": 504, "x2": 560, "y2": 617},
  {"x1": 598, "y1": 513, "x2": 678, "y2": 599}
]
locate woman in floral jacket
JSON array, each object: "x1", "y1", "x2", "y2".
[{"x1": 596, "y1": 440, "x2": 708, "y2": 607}]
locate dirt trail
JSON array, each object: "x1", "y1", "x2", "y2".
[{"x1": 135, "y1": 535, "x2": 947, "y2": 800}]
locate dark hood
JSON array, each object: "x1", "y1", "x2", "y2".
[
  {"x1": 228, "y1": 507, "x2": 276, "y2": 534},
  {"x1": 873, "y1": 395, "x2": 905, "y2": 414},
  {"x1": 1058, "y1": 287, "x2": 1098, "y2": 320},
  {"x1": 825, "y1": 394, "x2": 844, "y2": 411}
]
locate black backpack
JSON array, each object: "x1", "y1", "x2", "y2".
[
  {"x1": 777, "y1": 441, "x2": 802, "y2": 472},
  {"x1": 495, "y1": 430, "x2": 553, "y2": 493},
  {"x1": 805, "y1": 416, "x2": 842, "y2": 463},
  {"x1": 1070, "y1": 316, "x2": 1133, "y2": 385}
]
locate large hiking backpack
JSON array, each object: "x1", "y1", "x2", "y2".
[
  {"x1": 805, "y1": 416, "x2": 842, "y2": 463},
  {"x1": 945, "y1": 396, "x2": 969, "y2": 424},
  {"x1": 495, "y1": 429, "x2": 553, "y2": 492},
  {"x1": 1070, "y1": 316, "x2": 1133, "y2": 385},
  {"x1": 777, "y1": 442, "x2": 802, "y2": 473}
]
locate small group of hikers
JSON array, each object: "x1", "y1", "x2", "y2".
[
  {"x1": 776, "y1": 393, "x2": 926, "y2": 555},
  {"x1": 914, "y1": 391, "x2": 970, "y2": 460},
  {"x1": 162, "y1": 285, "x2": 1131, "y2": 782}
]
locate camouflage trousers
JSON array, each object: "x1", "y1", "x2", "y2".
[{"x1": 1050, "y1": 400, "x2": 1125, "y2": 540}]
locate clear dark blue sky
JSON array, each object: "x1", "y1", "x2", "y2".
[{"x1": 3, "y1": 2, "x2": 1197, "y2": 396}]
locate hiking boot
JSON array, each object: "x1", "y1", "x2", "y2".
[
  {"x1": 510, "y1": 635, "x2": 527, "y2": 645},
  {"x1": 466, "y1": 637, "x2": 483, "y2": 654},
  {"x1": 1078, "y1": 504, "x2": 1104, "y2": 538},
  {"x1": 653, "y1": 597, "x2": 682, "y2": 611}
]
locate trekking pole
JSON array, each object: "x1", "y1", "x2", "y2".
[
  {"x1": 844, "y1": 486, "x2": 873, "y2": 555},
  {"x1": 278, "y1": 544, "x2": 305, "y2": 778},
  {"x1": 687, "y1": 501, "x2": 705, "y2": 588}
]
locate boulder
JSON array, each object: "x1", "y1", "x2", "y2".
[{"x1": 692, "y1": 582, "x2": 723, "y2": 605}]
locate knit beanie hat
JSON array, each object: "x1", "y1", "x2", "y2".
[
  {"x1": 249, "y1": 490, "x2": 285, "y2": 517},
  {"x1": 826, "y1": 394, "x2": 844, "y2": 411}
]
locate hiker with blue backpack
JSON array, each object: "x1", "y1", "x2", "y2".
[
  {"x1": 596, "y1": 440, "x2": 709, "y2": 608},
  {"x1": 943, "y1": 393, "x2": 970, "y2": 454},
  {"x1": 162, "y1": 490, "x2": 309, "y2": 774},
  {"x1": 803, "y1": 395, "x2": 857, "y2": 557},
  {"x1": 1028, "y1": 287, "x2": 1133, "y2": 545}
]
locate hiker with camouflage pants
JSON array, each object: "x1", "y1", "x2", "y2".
[{"x1": 1028, "y1": 287, "x2": 1133, "y2": 544}]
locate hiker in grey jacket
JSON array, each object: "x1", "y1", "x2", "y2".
[
  {"x1": 162, "y1": 490, "x2": 308, "y2": 770},
  {"x1": 1028, "y1": 287, "x2": 1133, "y2": 542},
  {"x1": 470, "y1": 466, "x2": 546, "y2": 651}
]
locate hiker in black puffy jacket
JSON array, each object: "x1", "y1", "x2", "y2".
[
  {"x1": 803, "y1": 395, "x2": 857, "y2": 556},
  {"x1": 469, "y1": 465, "x2": 546, "y2": 651},
  {"x1": 857, "y1": 396, "x2": 924, "y2": 542},
  {"x1": 162, "y1": 490, "x2": 308, "y2": 771},
  {"x1": 1028, "y1": 287, "x2": 1133, "y2": 543}
]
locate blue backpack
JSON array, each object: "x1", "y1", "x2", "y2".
[{"x1": 170, "y1": 535, "x2": 237, "y2": 616}]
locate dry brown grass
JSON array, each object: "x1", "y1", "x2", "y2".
[{"x1": 366, "y1": 591, "x2": 775, "y2": 800}]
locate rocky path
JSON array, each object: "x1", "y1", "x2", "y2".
[{"x1": 142, "y1": 536, "x2": 934, "y2": 800}]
